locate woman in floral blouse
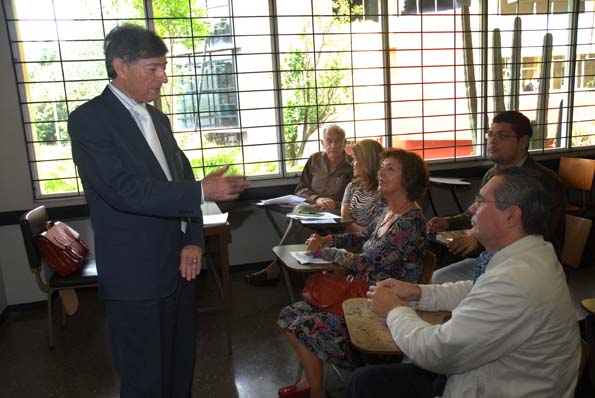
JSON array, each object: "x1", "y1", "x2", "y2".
[{"x1": 277, "y1": 149, "x2": 429, "y2": 398}]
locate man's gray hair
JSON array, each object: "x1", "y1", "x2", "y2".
[
  {"x1": 322, "y1": 124, "x2": 346, "y2": 142},
  {"x1": 104, "y1": 24, "x2": 168, "y2": 79},
  {"x1": 493, "y1": 167, "x2": 548, "y2": 235}
]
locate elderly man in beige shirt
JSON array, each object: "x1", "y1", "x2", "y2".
[{"x1": 246, "y1": 124, "x2": 353, "y2": 286}]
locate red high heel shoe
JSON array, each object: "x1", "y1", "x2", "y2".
[{"x1": 278, "y1": 384, "x2": 311, "y2": 398}]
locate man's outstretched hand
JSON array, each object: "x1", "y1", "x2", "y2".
[{"x1": 202, "y1": 164, "x2": 250, "y2": 201}]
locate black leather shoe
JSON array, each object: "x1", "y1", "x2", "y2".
[{"x1": 244, "y1": 270, "x2": 279, "y2": 287}]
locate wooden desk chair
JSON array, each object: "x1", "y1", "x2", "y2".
[
  {"x1": 558, "y1": 157, "x2": 595, "y2": 213},
  {"x1": 343, "y1": 298, "x2": 450, "y2": 355},
  {"x1": 19, "y1": 206, "x2": 98, "y2": 348},
  {"x1": 427, "y1": 177, "x2": 471, "y2": 216},
  {"x1": 273, "y1": 244, "x2": 343, "y2": 303},
  {"x1": 561, "y1": 214, "x2": 592, "y2": 269}
]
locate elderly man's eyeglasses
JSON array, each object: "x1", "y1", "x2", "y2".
[
  {"x1": 472, "y1": 196, "x2": 516, "y2": 208},
  {"x1": 485, "y1": 130, "x2": 517, "y2": 141}
]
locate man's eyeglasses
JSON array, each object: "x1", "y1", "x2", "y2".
[
  {"x1": 485, "y1": 130, "x2": 517, "y2": 141},
  {"x1": 472, "y1": 196, "x2": 516, "y2": 208}
]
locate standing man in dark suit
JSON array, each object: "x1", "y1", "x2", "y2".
[{"x1": 68, "y1": 24, "x2": 249, "y2": 398}]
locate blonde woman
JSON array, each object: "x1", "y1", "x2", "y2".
[{"x1": 341, "y1": 139, "x2": 386, "y2": 232}]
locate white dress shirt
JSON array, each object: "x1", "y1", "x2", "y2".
[{"x1": 387, "y1": 235, "x2": 580, "y2": 398}]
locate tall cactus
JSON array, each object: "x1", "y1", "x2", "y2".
[
  {"x1": 461, "y1": 11, "x2": 557, "y2": 151},
  {"x1": 508, "y1": 17, "x2": 522, "y2": 111},
  {"x1": 492, "y1": 28, "x2": 506, "y2": 113},
  {"x1": 461, "y1": 5, "x2": 478, "y2": 145},
  {"x1": 532, "y1": 33, "x2": 553, "y2": 150}
]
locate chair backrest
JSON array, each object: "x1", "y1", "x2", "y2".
[
  {"x1": 558, "y1": 157, "x2": 595, "y2": 192},
  {"x1": 561, "y1": 214, "x2": 592, "y2": 269},
  {"x1": 420, "y1": 251, "x2": 437, "y2": 284},
  {"x1": 19, "y1": 206, "x2": 49, "y2": 271}
]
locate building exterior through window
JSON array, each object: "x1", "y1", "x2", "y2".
[{"x1": 3, "y1": 0, "x2": 594, "y2": 198}]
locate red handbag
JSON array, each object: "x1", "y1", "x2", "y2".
[
  {"x1": 35, "y1": 228, "x2": 89, "y2": 277},
  {"x1": 302, "y1": 272, "x2": 368, "y2": 317}
]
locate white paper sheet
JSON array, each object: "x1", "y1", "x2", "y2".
[
  {"x1": 290, "y1": 251, "x2": 332, "y2": 265},
  {"x1": 203, "y1": 212, "x2": 229, "y2": 226},
  {"x1": 257, "y1": 195, "x2": 306, "y2": 206},
  {"x1": 286, "y1": 211, "x2": 339, "y2": 220},
  {"x1": 298, "y1": 218, "x2": 337, "y2": 224}
]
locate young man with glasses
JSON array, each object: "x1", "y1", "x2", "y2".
[{"x1": 427, "y1": 110, "x2": 565, "y2": 283}]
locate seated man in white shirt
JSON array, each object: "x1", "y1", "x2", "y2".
[{"x1": 348, "y1": 167, "x2": 580, "y2": 398}]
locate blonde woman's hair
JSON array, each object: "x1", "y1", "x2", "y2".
[{"x1": 352, "y1": 139, "x2": 384, "y2": 190}]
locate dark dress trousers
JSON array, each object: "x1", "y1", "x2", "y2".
[{"x1": 68, "y1": 87, "x2": 204, "y2": 397}]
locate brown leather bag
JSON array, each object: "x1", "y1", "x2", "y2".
[
  {"x1": 35, "y1": 228, "x2": 89, "y2": 277},
  {"x1": 302, "y1": 272, "x2": 368, "y2": 317}
]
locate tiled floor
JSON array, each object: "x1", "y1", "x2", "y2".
[
  {"x1": 0, "y1": 262, "x2": 593, "y2": 398},
  {"x1": 0, "y1": 268, "x2": 350, "y2": 398}
]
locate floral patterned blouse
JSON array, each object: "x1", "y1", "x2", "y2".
[
  {"x1": 314, "y1": 207, "x2": 427, "y2": 284},
  {"x1": 278, "y1": 207, "x2": 428, "y2": 365}
]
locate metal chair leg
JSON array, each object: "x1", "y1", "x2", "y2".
[
  {"x1": 295, "y1": 362, "x2": 303, "y2": 383},
  {"x1": 204, "y1": 252, "x2": 232, "y2": 355},
  {"x1": 61, "y1": 301, "x2": 66, "y2": 327},
  {"x1": 322, "y1": 363, "x2": 329, "y2": 397},
  {"x1": 47, "y1": 291, "x2": 54, "y2": 349}
]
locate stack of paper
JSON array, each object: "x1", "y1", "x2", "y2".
[
  {"x1": 257, "y1": 195, "x2": 305, "y2": 206},
  {"x1": 290, "y1": 251, "x2": 332, "y2": 265}
]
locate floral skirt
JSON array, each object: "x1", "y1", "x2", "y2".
[{"x1": 277, "y1": 301, "x2": 353, "y2": 364}]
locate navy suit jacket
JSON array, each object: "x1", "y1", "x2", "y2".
[{"x1": 68, "y1": 87, "x2": 204, "y2": 300}]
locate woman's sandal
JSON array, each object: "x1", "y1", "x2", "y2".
[{"x1": 278, "y1": 384, "x2": 311, "y2": 398}]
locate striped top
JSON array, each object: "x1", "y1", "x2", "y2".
[{"x1": 341, "y1": 182, "x2": 386, "y2": 227}]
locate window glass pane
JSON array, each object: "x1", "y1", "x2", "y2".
[
  {"x1": 388, "y1": 3, "x2": 480, "y2": 160},
  {"x1": 277, "y1": 0, "x2": 382, "y2": 170},
  {"x1": 63, "y1": 60, "x2": 105, "y2": 81},
  {"x1": 21, "y1": 61, "x2": 63, "y2": 82},
  {"x1": 9, "y1": 20, "x2": 58, "y2": 41},
  {"x1": 56, "y1": 21, "x2": 105, "y2": 41},
  {"x1": 102, "y1": 0, "x2": 144, "y2": 19},
  {"x1": 15, "y1": 42, "x2": 60, "y2": 62},
  {"x1": 35, "y1": 158, "x2": 76, "y2": 184},
  {"x1": 572, "y1": 0, "x2": 595, "y2": 147},
  {"x1": 53, "y1": 0, "x2": 102, "y2": 19},
  {"x1": 4, "y1": 0, "x2": 595, "y2": 199},
  {"x1": 60, "y1": 41, "x2": 105, "y2": 61}
]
